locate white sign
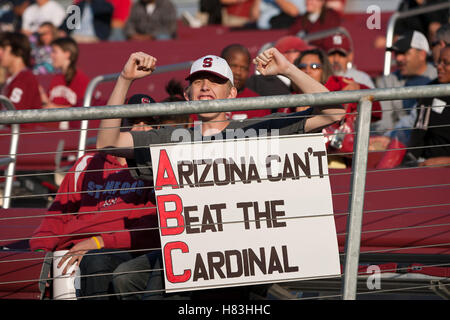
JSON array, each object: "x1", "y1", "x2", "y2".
[{"x1": 150, "y1": 134, "x2": 340, "y2": 293}]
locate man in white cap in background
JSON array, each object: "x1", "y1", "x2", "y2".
[
  {"x1": 321, "y1": 32, "x2": 375, "y2": 89},
  {"x1": 373, "y1": 30, "x2": 437, "y2": 142}
]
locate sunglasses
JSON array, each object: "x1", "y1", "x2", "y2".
[
  {"x1": 127, "y1": 117, "x2": 158, "y2": 125},
  {"x1": 436, "y1": 59, "x2": 450, "y2": 67},
  {"x1": 297, "y1": 63, "x2": 322, "y2": 70}
]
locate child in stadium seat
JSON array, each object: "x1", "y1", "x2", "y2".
[
  {"x1": 29, "y1": 94, "x2": 161, "y2": 300},
  {"x1": 158, "y1": 78, "x2": 192, "y2": 127},
  {"x1": 31, "y1": 21, "x2": 58, "y2": 75}
]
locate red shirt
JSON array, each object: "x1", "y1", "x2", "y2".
[
  {"x1": 29, "y1": 153, "x2": 159, "y2": 252},
  {"x1": 3, "y1": 69, "x2": 42, "y2": 111},
  {"x1": 226, "y1": 0, "x2": 255, "y2": 18},
  {"x1": 48, "y1": 69, "x2": 89, "y2": 107},
  {"x1": 324, "y1": 75, "x2": 382, "y2": 122},
  {"x1": 107, "y1": 0, "x2": 132, "y2": 22}
]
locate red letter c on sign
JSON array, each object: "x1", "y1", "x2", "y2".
[
  {"x1": 164, "y1": 241, "x2": 191, "y2": 283},
  {"x1": 202, "y1": 57, "x2": 213, "y2": 68}
]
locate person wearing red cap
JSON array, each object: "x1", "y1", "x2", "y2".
[
  {"x1": 247, "y1": 35, "x2": 312, "y2": 98},
  {"x1": 273, "y1": 35, "x2": 312, "y2": 64},
  {"x1": 321, "y1": 32, "x2": 375, "y2": 89}
]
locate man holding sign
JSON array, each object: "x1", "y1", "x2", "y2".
[{"x1": 96, "y1": 48, "x2": 344, "y2": 299}]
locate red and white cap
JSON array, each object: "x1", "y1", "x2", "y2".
[
  {"x1": 186, "y1": 55, "x2": 234, "y2": 86},
  {"x1": 322, "y1": 33, "x2": 353, "y2": 55}
]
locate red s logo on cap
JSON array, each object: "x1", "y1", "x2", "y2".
[
  {"x1": 141, "y1": 98, "x2": 150, "y2": 103},
  {"x1": 202, "y1": 57, "x2": 213, "y2": 68}
]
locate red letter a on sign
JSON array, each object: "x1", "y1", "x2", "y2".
[{"x1": 155, "y1": 149, "x2": 179, "y2": 190}]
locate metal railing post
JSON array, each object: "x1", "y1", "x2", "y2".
[
  {"x1": 341, "y1": 96, "x2": 373, "y2": 300},
  {"x1": 383, "y1": 11, "x2": 399, "y2": 76},
  {"x1": 0, "y1": 95, "x2": 19, "y2": 209},
  {"x1": 383, "y1": 2, "x2": 450, "y2": 76}
]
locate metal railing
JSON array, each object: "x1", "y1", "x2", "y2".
[
  {"x1": 0, "y1": 96, "x2": 19, "y2": 209},
  {"x1": 383, "y1": 2, "x2": 450, "y2": 76},
  {"x1": 299, "y1": 26, "x2": 352, "y2": 44},
  {"x1": 2, "y1": 84, "x2": 449, "y2": 125},
  {"x1": 0, "y1": 83, "x2": 449, "y2": 300}
]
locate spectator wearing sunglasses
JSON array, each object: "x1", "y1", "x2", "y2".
[
  {"x1": 430, "y1": 24, "x2": 450, "y2": 66},
  {"x1": 293, "y1": 48, "x2": 381, "y2": 119},
  {"x1": 291, "y1": 48, "x2": 383, "y2": 168}
]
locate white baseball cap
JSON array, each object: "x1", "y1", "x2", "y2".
[
  {"x1": 186, "y1": 55, "x2": 234, "y2": 86},
  {"x1": 387, "y1": 30, "x2": 430, "y2": 54}
]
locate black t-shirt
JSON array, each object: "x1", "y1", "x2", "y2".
[
  {"x1": 246, "y1": 74, "x2": 292, "y2": 97},
  {"x1": 127, "y1": 111, "x2": 312, "y2": 181},
  {"x1": 409, "y1": 79, "x2": 450, "y2": 159}
]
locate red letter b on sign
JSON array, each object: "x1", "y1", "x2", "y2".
[{"x1": 157, "y1": 194, "x2": 185, "y2": 236}]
